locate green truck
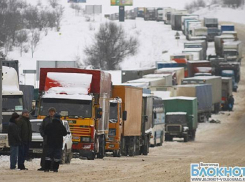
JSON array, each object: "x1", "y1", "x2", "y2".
[{"x1": 163, "y1": 97, "x2": 198, "y2": 142}]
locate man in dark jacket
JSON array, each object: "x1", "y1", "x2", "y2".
[
  {"x1": 17, "y1": 109, "x2": 32, "y2": 170},
  {"x1": 44, "y1": 114, "x2": 67, "y2": 172},
  {"x1": 8, "y1": 113, "x2": 21, "y2": 170},
  {"x1": 38, "y1": 107, "x2": 56, "y2": 171}
]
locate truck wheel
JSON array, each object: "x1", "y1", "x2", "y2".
[
  {"x1": 143, "y1": 136, "x2": 149, "y2": 155},
  {"x1": 61, "y1": 147, "x2": 67, "y2": 164},
  {"x1": 159, "y1": 132, "x2": 163, "y2": 146},
  {"x1": 97, "y1": 135, "x2": 105, "y2": 159},
  {"x1": 113, "y1": 149, "x2": 121, "y2": 157},
  {"x1": 184, "y1": 135, "x2": 189, "y2": 142},
  {"x1": 128, "y1": 137, "x2": 136, "y2": 157},
  {"x1": 87, "y1": 153, "x2": 95, "y2": 160}
]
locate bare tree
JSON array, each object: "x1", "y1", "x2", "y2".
[
  {"x1": 48, "y1": 0, "x2": 60, "y2": 8},
  {"x1": 29, "y1": 29, "x2": 40, "y2": 58},
  {"x1": 16, "y1": 29, "x2": 28, "y2": 56},
  {"x1": 54, "y1": 5, "x2": 64, "y2": 31},
  {"x1": 84, "y1": 22, "x2": 139, "y2": 70}
]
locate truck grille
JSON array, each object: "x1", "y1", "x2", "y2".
[
  {"x1": 167, "y1": 126, "x2": 181, "y2": 132},
  {"x1": 70, "y1": 126, "x2": 91, "y2": 137},
  {"x1": 30, "y1": 141, "x2": 43, "y2": 149}
]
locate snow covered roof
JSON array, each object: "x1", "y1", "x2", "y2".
[
  {"x1": 42, "y1": 93, "x2": 92, "y2": 101},
  {"x1": 223, "y1": 41, "x2": 241, "y2": 46},
  {"x1": 151, "y1": 91, "x2": 172, "y2": 99},
  {"x1": 143, "y1": 74, "x2": 171, "y2": 78},
  {"x1": 182, "y1": 48, "x2": 202, "y2": 52},
  {"x1": 127, "y1": 77, "x2": 164, "y2": 83},
  {"x1": 183, "y1": 76, "x2": 221, "y2": 80},
  {"x1": 166, "y1": 112, "x2": 187, "y2": 115},
  {"x1": 162, "y1": 96, "x2": 196, "y2": 100},
  {"x1": 188, "y1": 60, "x2": 209, "y2": 63}
]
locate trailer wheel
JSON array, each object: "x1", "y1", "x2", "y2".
[
  {"x1": 128, "y1": 137, "x2": 136, "y2": 157},
  {"x1": 142, "y1": 136, "x2": 149, "y2": 155},
  {"x1": 184, "y1": 135, "x2": 189, "y2": 142},
  {"x1": 97, "y1": 135, "x2": 105, "y2": 159}
]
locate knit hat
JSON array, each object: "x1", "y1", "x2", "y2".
[
  {"x1": 48, "y1": 107, "x2": 56, "y2": 112},
  {"x1": 10, "y1": 112, "x2": 19, "y2": 120},
  {"x1": 53, "y1": 113, "x2": 61, "y2": 122},
  {"x1": 22, "y1": 109, "x2": 29, "y2": 114}
]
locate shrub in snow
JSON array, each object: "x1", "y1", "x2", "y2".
[{"x1": 84, "y1": 22, "x2": 139, "y2": 70}]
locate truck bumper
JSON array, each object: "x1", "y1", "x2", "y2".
[
  {"x1": 166, "y1": 132, "x2": 188, "y2": 138},
  {"x1": 72, "y1": 142, "x2": 94, "y2": 157},
  {"x1": 105, "y1": 141, "x2": 120, "y2": 151}
]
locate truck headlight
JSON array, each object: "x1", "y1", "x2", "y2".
[
  {"x1": 81, "y1": 137, "x2": 90, "y2": 142},
  {"x1": 183, "y1": 127, "x2": 189, "y2": 132}
]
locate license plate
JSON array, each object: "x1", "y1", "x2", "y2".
[
  {"x1": 33, "y1": 149, "x2": 42, "y2": 153},
  {"x1": 109, "y1": 144, "x2": 115, "y2": 148}
]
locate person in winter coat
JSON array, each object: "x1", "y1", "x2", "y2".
[
  {"x1": 228, "y1": 95, "x2": 235, "y2": 111},
  {"x1": 8, "y1": 113, "x2": 21, "y2": 170},
  {"x1": 17, "y1": 109, "x2": 32, "y2": 170},
  {"x1": 44, "y1": 114, "x2": 67, "y2": 172},
  {"x1": 38, "y1": 107, "x2": 56, "y2": 171}
]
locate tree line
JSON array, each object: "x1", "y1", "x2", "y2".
[{"x1": 0, "y1": 0, "x2": 64, "y2": 58}]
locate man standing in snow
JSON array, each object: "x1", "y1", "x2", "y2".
[
  {"x1": 38, "y1": 107, "x2": 56, "y2": 171},
  {"x1": 17, "y1": 109, "x2": 32, "y2": 170},
  {"x1": 44, "y1": 114, "x2": 67, "y2": 172},
  {"x1": 8, "y1": 113, "x2": 21, "y2": 170}
]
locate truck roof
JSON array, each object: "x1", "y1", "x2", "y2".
[
  {"x1": 166, "y1": 112, "x2": 187, "y2": 115},
  {"x1": 223, "y1": 41, "x2": 241, "y2": 46},
  {"x1": 143, "y1": 74, "x2": 172, "y2": 78},
  {"x1": 42, "y1": 93, "x2": 93, "y2": 101},
  {"x1": 183, "y1": 76, "x2": 221, "y2": 80},
  {"x1": 162, "y1": 96, "x2": 196, "y2": 101},
  {"x1": 182, "y1": 48, "x2": 202, "y2": 52},
  {"x1": 188, "y1": 60, "x2": 210, "y2": 63}
]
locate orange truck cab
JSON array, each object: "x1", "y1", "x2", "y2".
[
  {"x1": 105, "y1": 98, "x2": 127, "y2": 157},
  {"x1": 38, "y1": 68, "x2": 111, "y2": 160}
]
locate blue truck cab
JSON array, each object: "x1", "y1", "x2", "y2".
[{"x1": 221, "y1": 70, "x2": 238, "y2": 92}]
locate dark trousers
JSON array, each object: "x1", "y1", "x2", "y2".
[
  {"x1": 18, "y1": 143, "x2": 29, "y2": 169},
  {"x1": 10, "y1": 146, "x2": 19, "y2": 169},
  {"x1": 40, "y1": 144, "x2": 49, "y2": 168},
  {"x1": 46, "y1": 147, "x2": 62, "y2": 162}
]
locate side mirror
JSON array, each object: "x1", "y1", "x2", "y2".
[
  {"x1": 122, "y1": 111, "x2": 127, "y2": 121},
  {"x1": 144, "y1": 115, "x2": 148, "y2": 122},
  {"x1": 96, "y1": 108, "x2": 102, "y2": 119},
  {"x1": 153, "y1": 112, "x2": 157, "y2": 119}
]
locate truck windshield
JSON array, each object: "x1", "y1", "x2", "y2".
[
  {"x1": 166, "y1": 114, "x2": 187, "y2": 124},
  {"x1": 40, "y1": 98, "x2": 92, "y2": 118},
  {"x1": 31, "y1": 121, "x2": 42, "y2": 133},
  {"x1": 2, "y1": 95, "x2": 23, "y2": 112},
  {"x1": 109, "y1": 103, "x2": 118, "y2": 123}
]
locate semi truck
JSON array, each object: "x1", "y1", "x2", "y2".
[
  {"x1": 181, "y1": 15, "x2": 199, "y2": 33},
  {"x1": 144, "y1": 8, "x2": 156, "y2": 21},
  {"x1": 221, "y1": 77, "x2": 233, "y2": 111},
  {"x1": 184, "y1": 19, "x2": 199, "y2": 36},
  {"x1": 181, "y1": 76, "x2": 222, "y2": 114},
  {"x1": 223, "y1": 41, "x2": 242, "y2": 63},
  {"x1": 170, "y1": 53, "x2": 194, "y2": 61},
  {"x1": 184, "y1": 41, "x2": 207, "y2": 60},
  {"x1": 38, "y1": 68, "x2": 111, "y2": 160},
  {"x1": 156, "y1": 61, "x2": 188, "y2": 78},
  {"x1": 154, "y1": 67, "x2": 185, "y2": 85},
  {"x1": 112, "y1": 86, "x2": 151, "y2": 156},
  {"x1": 134, "y1": 7, "x2": 145, "y2": 18},
  {"x1": 171, "y1": 13, "x2": 187, "y2": 31},
  {"x1": 207, "y1": 28, "x2": 221, "y2": 42},
  {"x1": 173, "y1": 85, "x2": 212, "y2": 122},
  {"x1": 204, "y1": 18, "x2": 218, "y2": 28},
  {"x1": 156, "y1": 8, "x2": 164, "y2": 21},
  {"x1": 0, "y1": 66, "x2": 24, "y2": 153},
  {"x1": 215, "y1": 35, "x2": 235, "y2": 57},
  {"x1": 222, "y1": 31, "x2": 238, "y2": 40},
  {"x1": 187, "y1": 61, "x2": 212, "y2": 77},
  {"x1": 163, "y1": 8, "x2": 174, "y2": 24},
  {"x1": 121, "y1": 68, "x2": 156, "y2": 83},
  {"x1": 182, "y1": 48, "x2": 203, "y2": 61},
  {"x1": 163, "y1": 97, "x2": 198, "y2": 142},
  {"x1": 213, "y1": 62, "x2": 240, "y2": 92}
]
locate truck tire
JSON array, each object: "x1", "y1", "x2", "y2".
[
  {"x1": 113, "y1": 149, "x2": 121, "y2": 157},
  {"x1": 184, "y1": 135, "x2": 189, "y2": 142},
  {"x1": 97, "y1": 135, "x2": 105, "y2": 159},
  {"x1": 142, "y1": 136, "x2": 149, "y2": 155},
  {"x1": 128, "y1": 137, "x2": 136, "y2": 157},
  {"x1": 61, "y1": 147, "x2": 67, "y2": 164},
  {"x1": 121, "y1": 138, "x2": 127, "y2": 156},
  {"x1": 87, "y1": 153, "x2": 95, "y2": 160}
]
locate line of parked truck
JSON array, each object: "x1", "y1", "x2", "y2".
[{"x1": 0, "y1": 8, "x2": 243, "y2": 162}]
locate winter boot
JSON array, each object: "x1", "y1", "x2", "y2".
[
  {"x1": 53, "y1": 161, "x2": 60, "y2": 172},
  {"x1": 44, "y1": 160, "x2": 51, "y2": 172}
]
